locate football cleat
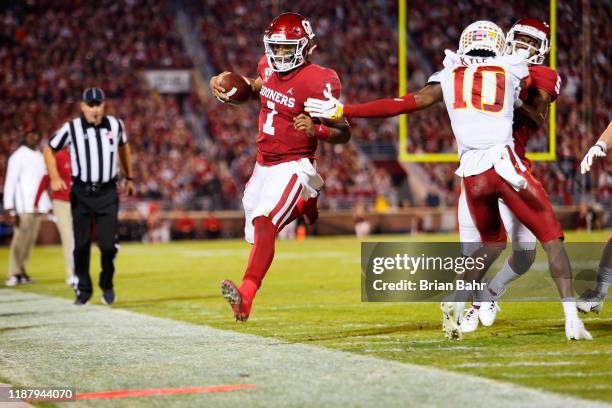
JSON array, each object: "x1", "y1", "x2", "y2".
[
  {"x1": 577, "y1": 288, "x2": 605, "y2": 314},
  {"x1": 441, "y1": 302, "x2": 465, "y2": 340},
  {"x1": 479, "y1": 301, "x2": 500, "y2": 326},
  {"x1": 221, "y1": 280, "x2": 252, "y2": 322},
  {"x1": 460, "y1": 306, "x2": 479, "y2": 333},
  {"x1": 565, "y1": 316, "x2": 593, "y2": 341},
  {"x1": 5, "y1": 276, "x2": 18, "y2": 287},
  {"x1": 18, "y1": 273, "x2": 33, "y2": 284}
]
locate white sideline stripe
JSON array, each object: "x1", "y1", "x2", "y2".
[{"x1": 0, "y1": 289, "x2": 607, "y2": 408}]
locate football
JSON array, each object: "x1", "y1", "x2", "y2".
[{"x1": 219, "y1": 72, "x2": 252, "y2": 104}]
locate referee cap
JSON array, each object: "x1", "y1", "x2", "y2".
[{"x1": 82, "y1": 87, "x2": 105, "y2": 103}]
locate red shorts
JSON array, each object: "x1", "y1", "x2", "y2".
[{"x1": 463, "y1": 166, "x2": 563, "y2": 244}]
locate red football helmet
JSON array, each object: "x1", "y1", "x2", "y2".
[
  {"x1": 263, "y1": 12, "x2": 315, "y2": 73},
  {"x1": 505, "y1": 18, "x2": 550, "y2": 64}
]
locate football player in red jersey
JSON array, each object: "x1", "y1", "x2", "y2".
[
  {"x1": 305, "y1": 19, "x2": 591, "y2": 340},
  {"x1": 209, "y1": 13, "x2": 350, "y2": 321}
]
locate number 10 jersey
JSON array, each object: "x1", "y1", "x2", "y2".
[{"x1": 433, "y1": 50, "x2": 529, "y2": 175}]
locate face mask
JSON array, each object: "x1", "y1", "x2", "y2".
[{"x1": 515, "y1": 48, "x2": 531, "y2": 60}]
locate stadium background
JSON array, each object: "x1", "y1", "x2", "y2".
[
  {"x1": 0, "y1": 2, "x2": 611, "y2": 405},
  {"x1": 0, "y1": 0, "x2": 610, "y2": 242}
]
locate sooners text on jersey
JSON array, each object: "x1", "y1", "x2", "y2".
[{"x1": 256, "y1": 56, "x2": 341, "y2": 165}]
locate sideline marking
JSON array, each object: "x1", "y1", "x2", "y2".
[{"x1": 76, "y1": 384, "x2": 256, "y2": 400}]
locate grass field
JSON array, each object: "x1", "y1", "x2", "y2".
[{"x1": 1, "y1": 231, "x2": 611, "y2": 405}]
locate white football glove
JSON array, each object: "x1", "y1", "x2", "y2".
[
  {"x1": 580, "y1": 141, "x2": 607, "y2": 174},
  {"x1": 304, "y1": 88, "x2": 344, "y2": 119},
  {"x1": 565, "y1": 316, "x2": 593, "y2": 341}
]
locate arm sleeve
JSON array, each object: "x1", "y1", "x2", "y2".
[
  {"x1": 48, "y1": 122, "x2": 71, "y2": 151},
  {"x1": 3, "y1": 153, "x2": 20, "y2": 211},
  {"x1": 344, "y1": 94, "x2": 417, "y2": 118},
  {"x1": 118, "y1": 119, "x2": 127, "y2": 145},
  {"x1": 34, "y1": 175, "x2": 49, "y2": 209}
]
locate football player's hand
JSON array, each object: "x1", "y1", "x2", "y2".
[
  {"x1": 50, "y1": 176, "x2": 67, "y2": 191},
  {"x1": 5, "y1": 211, "x2": 16, "y2": 226},
  {"x1": 580, "y1": 141, "x2": 607, "y2": 174},
  {"x1": 124, "y1": 179, "x2": 135, "y2": 196},
  {"x1": 294, "y1": 114, "x2": 315, "y2": 137},
  {"x1": 304, "y1": 91, "x2": 344, "y2": 119},
  {"x1": 209, "y1": 71, "x2": 231, "y2": 103}
]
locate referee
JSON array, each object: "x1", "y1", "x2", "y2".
[{"x1": 43, "y1": 87, "x2": 134, "y2": 305}]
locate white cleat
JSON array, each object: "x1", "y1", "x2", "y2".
[
  {"x1": 460, "y1": 306, "x2": 479, "y2": 333},
  {"x1": 577, "y1": 289, "x2": 605, "y2": 314},
  {"x1": 565, "y1": 317, "x2": 593, "y2": 341},
  {"x1": 479, "y1": 301, "x2": 500, "y2": 326},
  {"x1": 441, "y1": 302, "x2": 465, "y2": 340},
  {"x1": 5, "y1": 276, "x2": 18, "y2": 287}
]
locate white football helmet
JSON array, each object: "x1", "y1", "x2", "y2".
[{"x1": 458, "y1": 20, "x2": 506, "y2": 57}]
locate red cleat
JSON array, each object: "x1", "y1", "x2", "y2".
[
  {"x1": 221, "y1": 280, "x2": 252, "y2": 322},
  {"x1": 302, "y1": 196, "x2": 318, "y2": 225}
]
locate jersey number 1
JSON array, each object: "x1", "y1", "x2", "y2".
[
  {"x1": 453, "y1": 66, "x2": 506, "y2": 113},
  {"x1": 263, "y1": 101, "x2": 278, "y2": 135}
]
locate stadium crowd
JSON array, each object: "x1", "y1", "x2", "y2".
[
  {"x1": 0, "y1": 0, "x2": 609, "y2": 224},
  {"x1": 403, "y1": 0, "x2": 611, "y2": 209},
  {"x1": 0, "y1": 0, "x2": 233, "y2": 213}
]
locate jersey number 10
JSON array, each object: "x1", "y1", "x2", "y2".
[{"x1": 453, "y1": 66, "x2": 506, "y2": 113}]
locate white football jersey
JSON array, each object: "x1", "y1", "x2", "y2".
[{"x1": 436, "y1": 50, "x2": 529, "y2": 176}]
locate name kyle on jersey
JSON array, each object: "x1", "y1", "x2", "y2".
[{"x1": 260, "y1": 85, "x2": 296, "y2": 108}]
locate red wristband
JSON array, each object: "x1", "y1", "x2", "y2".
[{"x1": 315, "y1": 124, "x2": 330, "y2": 141}]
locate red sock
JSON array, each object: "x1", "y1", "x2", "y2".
[
  {"x1": 280, "y1": 196, "x2": 318, "y2": 229},
  {"x1": 240, "y1": 216, "x2": 276, "y2": 301},
  {"x1": 302, "y1": 196, "x2": 318, "y2": 225}
]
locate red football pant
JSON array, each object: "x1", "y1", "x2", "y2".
[{"x1": 463, "y1": 167, "x2": 563, "y2": 244}]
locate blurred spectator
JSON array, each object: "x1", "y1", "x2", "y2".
[
  {"x1": 173, "y1": 210, "x2": 196, "y2": 240},
  {"x1": 353, "y1": 201, "x2": 371, "y2": 237},
  {"x1": 202, "y1": 212, "x2": 221, "y2": 239},
  {"x1": 3, "y1": 128, "x2": 50, "y2": 286}
]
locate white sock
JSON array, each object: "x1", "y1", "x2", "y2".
[
  {"x1": 562, "y1": 298, "x2": 578, "y2": 319},
  {"x1": 488, "y1": 258, "x2": 521, "y2": 296}
]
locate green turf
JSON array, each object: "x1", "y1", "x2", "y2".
[{"x1": 2, "y1": 231, "x2": 611, "y2": 403}]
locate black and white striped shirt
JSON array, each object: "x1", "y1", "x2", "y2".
[{"x1": 49, "y1": 115, "x2": 127, "y2": 184}]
